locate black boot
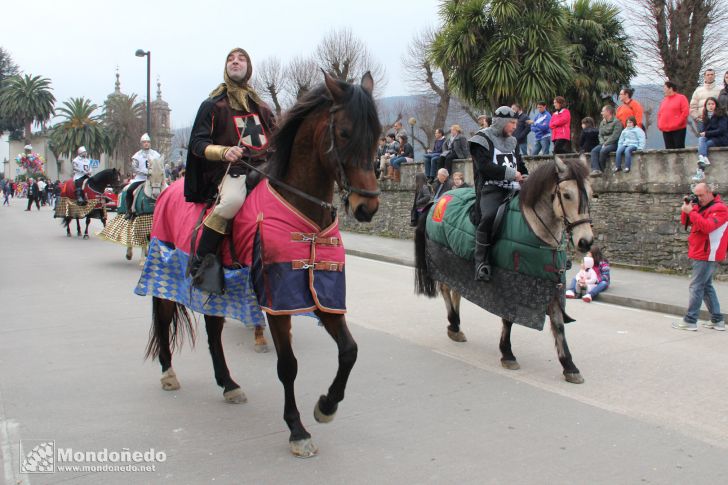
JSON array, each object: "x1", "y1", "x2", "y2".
[
  {"x1": 75, "y1": 187, "x2": 86, "y2": 206},
  {"x1": 187, "y1": 226, "x2": 225, "y2": 294},
  {"x1": 474, "y1": 231, "x2": 492, "y2": 282}
]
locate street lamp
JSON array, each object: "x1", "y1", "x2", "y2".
[
  {"x1": 408, "y1": 117, "x2": 417, "y2": 153},
  {"x1": 135, "y1": 49, "x2": 151, "y2": 136}
]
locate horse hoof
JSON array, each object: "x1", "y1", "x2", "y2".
[
  {"x1": 447, "y1": 329, "x2": 467, "y2": 342},
  {"x1": 564, "y1": 373, "x2": 585, "y2": 384},
  {"x1": 125, "y1": 248, "x2": 132, "y2": 260},
  {"x1": 501, "y1": 359, "x2": 520, "y2": 370},
  {"x1": 290, "y1": 438, "x2": 318, "y2": 458},
  {"x1": 254, "y1": 343, "x2": 269, "y2": 353},
  {"x1": 160, "y1": 368, "x2": 180, "y2": 391},
  {"x1": 83, "y1": 235, "x2": 89, "y2": 240},
  {"x1": 66, "y1": 233, "x2": 71, "y2": 238},
  {"x1": 223, "y1": 387, "x2": 247, "y2": 404},
  {"x1": 313, "y1": 397, "x2": 336, "y2": 424}
]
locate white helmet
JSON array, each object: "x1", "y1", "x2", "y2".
[
  {"x1": 24, "y1": 144, "x2": 33, "y2": 151},
  {"x1": 140, "y1": 133, "x2": 151, "y2": 143},
  {"x1": 78, "y1": 146, "x2": 87, "y2": 155}
]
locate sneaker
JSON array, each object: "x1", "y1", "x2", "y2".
[
  {"x1": 698, "y1": 154, "x2": 705, "y2": 165},
  {"x1": 582, "y1": 294, "x2": 592, "y2": 303},
  {"x1": 624, "y1": 167, "x2": 631, "y2": 173},
  {"x1": 565, "y1": 290, "x2": 575, "y2": 299},
  {"x1": 701, "y1": 321, "x2": 726, "y2": 331},
  {"x1": 703, "y1": 156, "x2": 711, "y2": 167},
  {"x1": 590, "y1": 170, "x2": 603, "y2": 177},
  {"x1": 613, "y1": 167, "x2": 622, "y2": 173},
  {"x1": 672, "y1": 321, "x2": 698, "y2": 331},
  {"x1": 691, "y1": 169, "x2": 705, "y2": 182}
]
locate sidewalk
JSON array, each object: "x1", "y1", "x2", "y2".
[{"x1": 342, "y1": 231, "x2": 728, "y2": 321}]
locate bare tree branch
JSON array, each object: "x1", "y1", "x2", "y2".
[
  {"x1": 284, "y1": 55, "x2": 319, "y2": 103},
  {"x1": 252, "y1": 57, "x2": 284, "y2": 117}
]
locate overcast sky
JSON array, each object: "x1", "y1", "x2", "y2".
[{"x1": 3, "y1": 0, "x2": 442, "y2": 128}]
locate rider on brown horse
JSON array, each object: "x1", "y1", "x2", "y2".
[{"x1": 184, "y1": 47, "x2": 276, "y2": 293}]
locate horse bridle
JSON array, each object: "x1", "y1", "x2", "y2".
[
  {"x1": 533, "y1": 167, "x2": 592, "y2": 247},
  {"x1": 237, "y1": 105, "x2": 380, "y2": 219}
]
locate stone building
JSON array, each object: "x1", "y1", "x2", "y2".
[{"x1": 150, "y1": 79, "x2": 173, "y2": 160}]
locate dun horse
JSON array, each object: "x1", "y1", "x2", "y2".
[
  {"x1": 137, "y1": 71, "x2": 380, "y2": 457},
  {"x1": 415, "y1": 157, "x2": 593, "y2": 383}
]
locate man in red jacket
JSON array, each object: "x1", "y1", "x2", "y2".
[{"x1": 673, "y1": 183, "x2": 728, "y2": 331}]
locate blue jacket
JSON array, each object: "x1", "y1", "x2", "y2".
[
  {"x1": 702, "y1": 113, "x2": 728, "y2": 147},
  {"x1": 617, "y1": 127, "x2": 646, "y2": 149},
  {"x1": 530, "y1": 111, "x2": 551, "y2": 140}
]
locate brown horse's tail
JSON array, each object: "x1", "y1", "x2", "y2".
[
  {"x1": 414, "y1": 204, "x2": 437, "y2": 297},
  {"x1": 144, "y1": 297, "x2": 196, "y2": 360}
]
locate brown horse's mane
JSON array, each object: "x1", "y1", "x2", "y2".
[
  {"x1": 519, "y1": 158, "x2": 589, "y2": 212},
  {"x1": 267, "y1": 80, "x2": 381, "y2": 181}
]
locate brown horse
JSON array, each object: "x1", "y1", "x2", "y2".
[
  {"x1": 54, "y1": 168, "x2": 121, "y2": 238},
  {"x1": 141, "y1": 71, "x2": 381, "y2": 457}
]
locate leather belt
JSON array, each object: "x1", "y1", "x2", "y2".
[
  {"x1": 291, "y1": 260, "x2": 344, "y2": 271},
  {"x1": 291, "y1": 232, "x2": 340, "y2": 246}
]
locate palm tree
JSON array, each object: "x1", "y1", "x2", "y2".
[
  {"x1": 50, "y1": 97, "x2": 108, "y2": 160},
  {"x1": 563, "y1": 0, "x2": 636, "y2": 143},
  {"x1": 103, "y1": 93, "x2": 145, "y2": 172},
  {"x1": 0, "y1": 74, "x2": 55, "y2": 141},
  {"x1": 431, "y1": 0, "x2": 572, "y2": 110}
]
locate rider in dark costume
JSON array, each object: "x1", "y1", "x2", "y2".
[
  {"x1": 184, "y1": 47, "x2": 276, "y2": 292},
  {"x1": 470, "y1": 106, "x2": 528, "y2": 281}
]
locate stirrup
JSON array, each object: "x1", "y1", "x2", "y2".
[
  {"x1": 475, "y1": 262, "x2": 492, "y2": 282},
  {"x1": 187, "y1": 253, "x2": 225, "y2": 294}
]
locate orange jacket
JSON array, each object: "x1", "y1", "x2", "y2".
[
  {"x1": 616, "y1": 99, "x2": 644, "y2": 128},
  {"x1": 657, "y1": 93, "x2": 689, "y2": 132}
]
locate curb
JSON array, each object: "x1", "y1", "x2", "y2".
[{"x1": 345, "y1": 248, "x2": 721, "y2": 321}]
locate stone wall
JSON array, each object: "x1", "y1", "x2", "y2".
[{"x1": 337, "y1": 147, "x2": 728, "y2": 276}]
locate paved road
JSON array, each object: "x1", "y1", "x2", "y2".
[{"x1": 1, "y1": 201, "x2": 726, "y2": 484}]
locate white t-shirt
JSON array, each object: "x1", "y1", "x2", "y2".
[
  {"x1": 72, "y1": 156, "x2": 91, "y2": 180},
  {"x1": 131, "y1": 149, "x2": 161, "y2": 182}
]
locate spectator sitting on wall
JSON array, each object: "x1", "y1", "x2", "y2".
[
  {"x1": 527, "y1": 101, "x2": 551, "y2": 155},
  {"x1": 423, "y1": 128, "x2": 446, "y2": 184},
  {"x1": 438, "y1": 124, "x2": 469, "y2": 175},
  {"x1": 379, "y1": 133, "x2": 400, "y2": 181},
  {"x1": 375, "y1": 136, "x2": 386, "y2": 179},
  {"x1": 658, "y1": 80, "x2": 690, "y2": 149},
  {"x1": 432, "y1": 168, "x2": 453, "y2": 202},
  {"x1": 452, "y1": 171, "x2": 469, "y2": 188},
  {"x1": 692, "y1": 97, "x2": 728, "y2": 182},
  {"x1": 589, "y1": 105, "x2": 622, "y2": 177},
  {"x1": 616, "y1": 87, "x2": 644, "y2": 128},
  {"x1": 614, "y1": 116, "x2": 645, "y2": 173},
  {"x1": 511, "y1": 103, "x2": 531, "y2": 156},
  {"x1": 410, "y1": 172, "x2": 433, "y2": 227},
  {"x1": 579, "y1": 117, "x2": 599, "y2": 155},
  {"x1": 389, "y1": 134, "x2": 414, "y2": 184}
]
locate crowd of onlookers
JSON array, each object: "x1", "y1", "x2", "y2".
[{"x1": 1, "y1": 177, "x2": 62, "y2": 208}]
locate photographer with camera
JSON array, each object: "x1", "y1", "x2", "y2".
[{"x1": 673, "y1": 183, "x2": 728, "y2": 331}]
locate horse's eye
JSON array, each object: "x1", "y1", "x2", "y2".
[
  {"x1": 339, "y1": 129, "x2": 350, "y2": 139},
  {"x1": 563, "y1": 193, "x2": 572, "y2": 200}
]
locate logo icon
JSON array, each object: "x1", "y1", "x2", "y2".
[{"x1": 20, "y1": 440, "x2": 55, "y2": 474}]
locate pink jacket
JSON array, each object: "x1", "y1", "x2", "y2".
[
  {"x1": 657, "y1": 93, "x2": 689, "y2": 132},
  {"x1": 549, "y1": 109, "x2": 571, "y2": 141}
]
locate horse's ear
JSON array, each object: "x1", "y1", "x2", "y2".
[
  {"x1": 322, "y1": 68, "x2": 344, "y2": 101},
  {"x1": 554, "y1": 156, "x2": 568, "y2": 176},
  {"x1": 361, "y1": 71, "x2": 374, "y2": 95}
]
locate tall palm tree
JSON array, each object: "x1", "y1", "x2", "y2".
[
  {"x1": 103, "y1": 93, "x2": 145, "y2": 172},
  {"x1": 0, "y1": 74, "x2": 55, "y2": 141},
  {"x1": 431, "y1": 0, "x2": 572, "y2": 110},
  {"x1": 50, "y1": 97, "x2": 108, "y2": 160},
  {"x1": 563, "y1": 0, "x2": 635, "y2": 142}
]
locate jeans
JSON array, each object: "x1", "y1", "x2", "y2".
[
  {"x1": 390, "y1": 156, "x2": 410, "y2": 170},
  {"x1": 518, "y1": 142, "x2": 528, "y2": 156},
  {"x1": 423, "y1": 153, "x2": 441, "y2": 177},
  {"x1": 590, "y1": 143, "x2": 617, "y2": 171},
  {"x1": 567, "y1": 277, "x2": 609, "y2": 298},
  {"x1": 684, "y1": 259, "x2": 723, "y2": 324},
  {"x1": 698, "y1": 137, "x2": 717, "y2": 158},
  {"x1": 532, "y1": 136, "x2": 551, "y2": 155},
  {"x1": 615, "y1": 145, "x2": 637, "y2": 170}
]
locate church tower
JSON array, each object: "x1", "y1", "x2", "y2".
[{"x1": 151, "y1": 79, "x2": 173, "y2": 160}]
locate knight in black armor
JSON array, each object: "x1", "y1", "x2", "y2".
[{"x1": 470, "y1": 106, "x2": 528, "y2": 281}]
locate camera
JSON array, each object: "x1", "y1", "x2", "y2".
[{"x1": 684, "y1": 194, "x2": 699, "y2": 204}]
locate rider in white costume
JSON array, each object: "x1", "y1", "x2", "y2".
[
  {"x1": 72, "y1": 146, "x2": 92, "y2": 204},
  {"x1": 125, "y1": 133, "x2": 161, "y2": 218}
]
